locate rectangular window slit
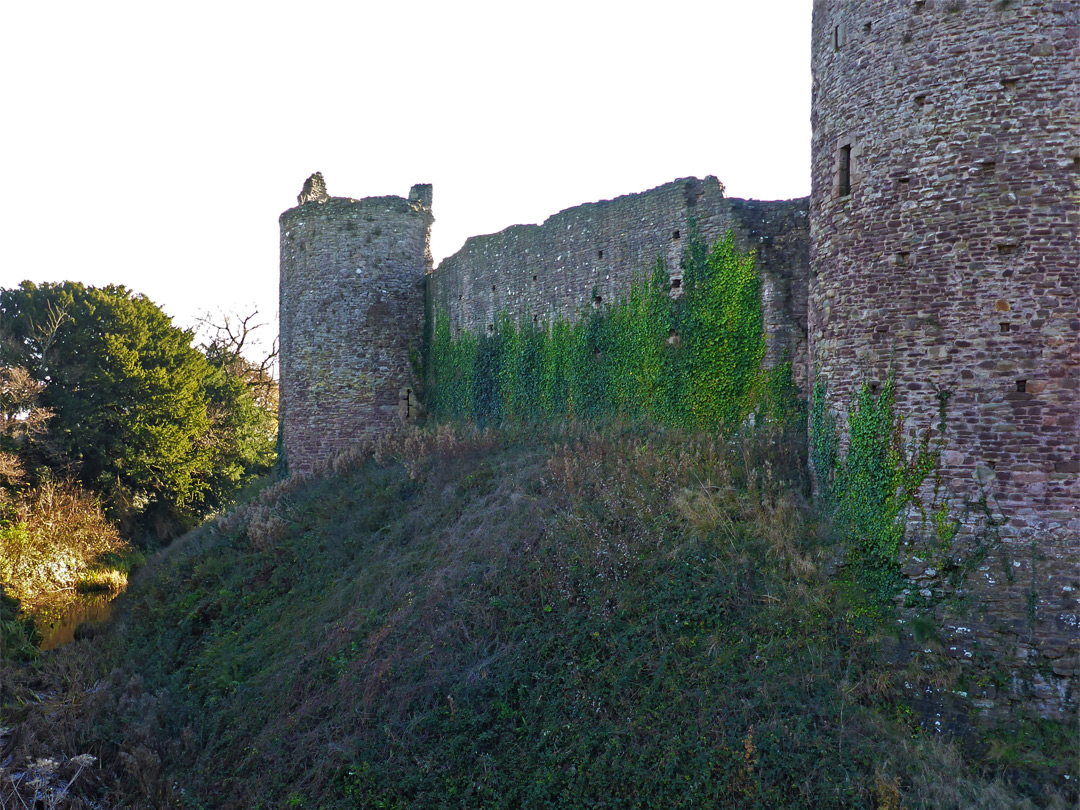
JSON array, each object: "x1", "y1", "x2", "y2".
[
  {"x1": 597, "y1": 250, "x2": 603, "y2": 259},
  {"x1": 913, "y1": 94, "x2": 927, "y2": 107},
  {"x1": 1016, "y1": 379, "x2": 1026, "y2": 393},
  {"x1": 672, "y1": 230, "x2": 680, "y2": 240},
  {"x1": 838, "y1": 144, "x2": 852, "y2": 197},
  {"x1": 895, "y1": 251, "x2": 910, "y2": 266},
  {"x1": 671, "y1": 277, "x2": 682, "y2": 289},
  {"x1": 997, "y1": 243, "x2": 1020, "y2": 256},
  {"x1": 1000, "y1": 322, "x2": 1011, "y2": 333}
]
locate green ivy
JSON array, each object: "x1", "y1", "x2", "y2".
[
  {"x1": 810, "y1": 377, "x2": 938, "y2": 591},
  {"x1": 426, "y1": 231, "x2": 788, "y2": 434}
]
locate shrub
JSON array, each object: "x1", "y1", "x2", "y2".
[{"x1": 0, "y1": 479, "x2": 129, "y2": 611}]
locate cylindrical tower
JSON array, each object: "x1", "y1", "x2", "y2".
[
  {"x1": 810, "y1": 1, "x2": 1078, "y2": 711},
  {"x1": 279, "y1": 175, "x2": 433, "y2": 473}
]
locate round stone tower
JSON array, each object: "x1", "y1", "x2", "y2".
[
  {"x1": 810, "y1": 1, "x2": 1078, "y2": 712},
  {"x1": 279, "y1": 175, "x2": 433, "y2": 473}
]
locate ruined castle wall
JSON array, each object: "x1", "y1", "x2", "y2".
[
  {"x1": 430, "y1": 177, "x2": 810, "y2": 388},
  {"x1": 810, "y1": 0, "x2": 1079, "y2": 713},
  {"x1": 729, "y1": 198, "x2": 811, "y2": 390},
  {"x1": 279, "y1": 190, "x2": 432, "y2": 473}
]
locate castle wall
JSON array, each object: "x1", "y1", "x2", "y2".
[
  {"x1": 810, "y1": 0, "x2": 1079, "y2": 714},
  {"x1": 279, "y1": 186, "x2": 433, "y2": 473},
  {"x1": 430, "y1": 177, "x2": 810, "y2": 388},
  {"x1": 729, "y1": 198, "x2": 811, "y2": 389}
]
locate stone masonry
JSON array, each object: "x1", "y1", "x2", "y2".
[
  {"x1": 278, "y1": 176, "x2": 433, "y2": 473},
  {"x1": 278, "y1": 0, "x2": 1077, "y2": 721},
  {"x1": 429, "y1": 177, "x2": 811, "y2": 388},
  {"x1": 810, "y1": 0, "x2": 1079, "y2": 715}
]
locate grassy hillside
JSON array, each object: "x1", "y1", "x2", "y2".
[{"x1": 1, "y1": 423, "x2": 1075, "y2": 809}]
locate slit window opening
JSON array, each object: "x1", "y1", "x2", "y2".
[{"x1": 838, "y1": 144, "x2": 852, "y2": 197}]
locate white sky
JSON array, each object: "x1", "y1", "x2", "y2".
[{"x1": 1, "y1": 1, "x2": 811, "y2": 351}]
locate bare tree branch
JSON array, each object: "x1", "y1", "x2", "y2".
[{"x1": 196, "y1": 308, "x2": 279, "y2": 416}]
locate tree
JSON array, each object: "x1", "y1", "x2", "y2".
[
  {"x1": 1, "y1": 282, "x2": 215, "y2": 532},
  {"x1": 196, "y1": 309, "x2": 278, "y2": 511},
  {"x1": 196, "y1": 308, "x2": 279, "y2": 416},
  {"x1": 0, "y1": 365, "x2": 52, "y2": 485}
]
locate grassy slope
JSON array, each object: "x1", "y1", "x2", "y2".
[{"x1": 1, "y1": 424, "x2": 1075, "y2": 809}]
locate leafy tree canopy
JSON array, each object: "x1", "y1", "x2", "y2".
[{"x1": 1, "y1": 282, "x2": 275, "y2": 535}]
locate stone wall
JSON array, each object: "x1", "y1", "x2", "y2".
[
  {"x1": 729, "y1": 198, "x2": 811, "y2": 389},
  {"x1": 277, "y1": 176, "x2": 810, "y2": 477},
  {"x1": 810, "y1": 0, "x2": 1079, "y2": 715},
  {"x1": 279, "y1": 181, "x2": 433, "y2": 473},
  {"x1": 430, "y1": 177, "x2": 810, "y2": 388}
]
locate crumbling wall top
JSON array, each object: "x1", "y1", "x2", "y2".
[
  {"x1": 297, "y1": 172, "x2": 330, "y2": 206},
  {"x1": 281, "y1": 175, "x2": 434, "y2": 224}
]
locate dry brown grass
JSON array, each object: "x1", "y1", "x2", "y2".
[
  {"x1": 214, "y1": 423, "x2": 502, "y2": 551},
  {"x1": 3, "y1": 422, "x2": 1072, "y2": 809},
  {"x1": 0, "y1": 752, "x2": 99, "y2": 810},
  {"x1": 1, "y1": 645, "x2": 186, "y2": 808},
  {"x1": 0, "y1": 480, "x2": 128, "y2": 612},
  {"x1": 675, "y1": 480, "x2": 816, "y2": 581},
  {"x1": 895, "y1": 733, "x2": 1074, "y2": 810}
]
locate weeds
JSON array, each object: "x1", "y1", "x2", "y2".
[
  {"x1": 1, "y1": 422, "x2": 1073, "y2": 808},
  {"x1": 0, "y1": 753, "x2": 97, "y2": 809},
  {"x1": 0, "y1": 480, "x2": 138, "y2": 654}
]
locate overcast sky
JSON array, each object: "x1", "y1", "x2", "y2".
[{"x1": 2, "y1": 1, "x2": 811, "y2": 350}]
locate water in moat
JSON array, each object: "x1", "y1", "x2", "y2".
[{"x1": 38, "y1": 594, "x2": 117, "y2": 651}]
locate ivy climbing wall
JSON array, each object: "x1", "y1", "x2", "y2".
[
  {"x1": 810, "y1": 0, "x2": 1079, "y2": 716},
  {"x1": 429, "y1": 177, "x2": 810, "y2": 389}
]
